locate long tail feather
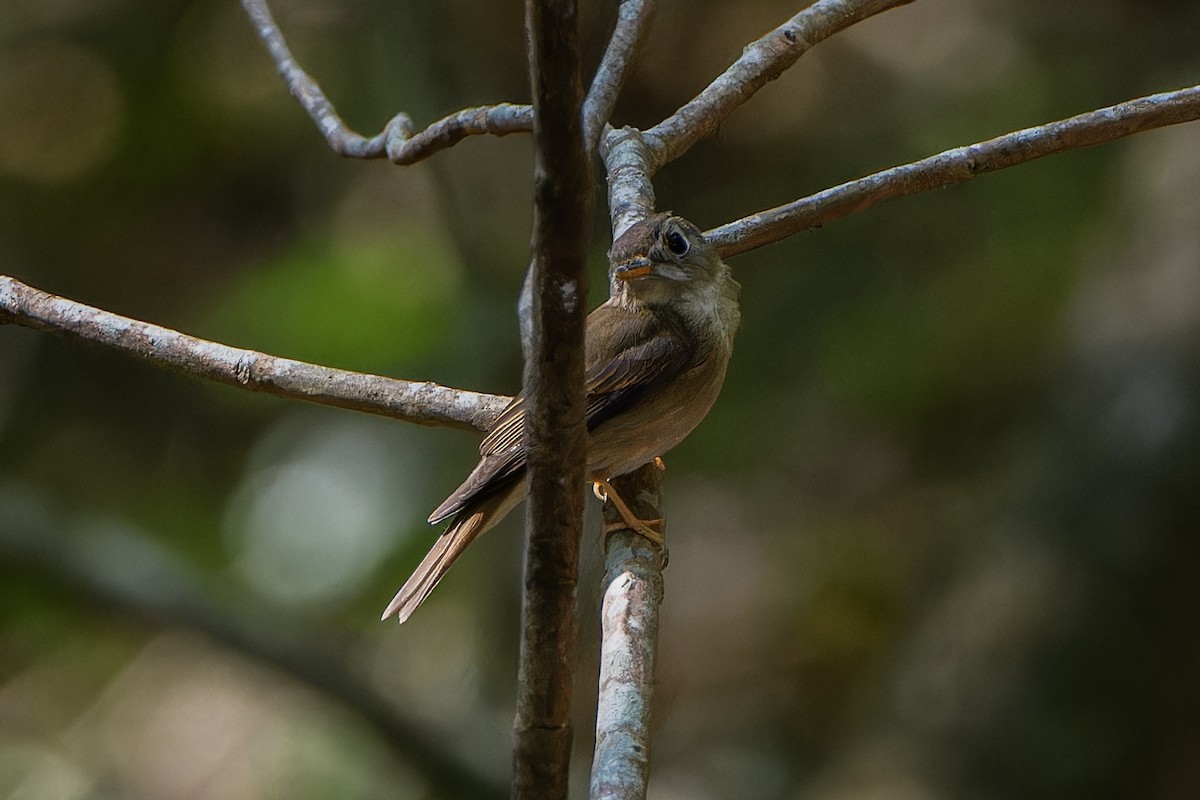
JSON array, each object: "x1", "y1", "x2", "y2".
[{"x1": 381, "y1": 483, "x2": 523, "y2": 623}]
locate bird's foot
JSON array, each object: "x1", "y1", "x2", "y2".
[
  {"x1": 592, "y1": 479, "x2": 666, "y2": 548},
  {"x1": 653, "y1": 456, "x2": 666, "y2": 471},
  {"x1": 602, "y1": 516, "x2": 665, "y2": 548}
]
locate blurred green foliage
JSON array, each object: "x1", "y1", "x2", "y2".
[{"x1": 202, "y1": 231, "x2": 463, "y2": 370}]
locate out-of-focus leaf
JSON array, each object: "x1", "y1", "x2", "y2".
[{"x1": 203, "y1": 230, "x2": 463, "y2": 372}]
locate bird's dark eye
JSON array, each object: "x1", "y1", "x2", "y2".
[{"x1": 665, "y1": 229, "x2": 689, "y2": 256}]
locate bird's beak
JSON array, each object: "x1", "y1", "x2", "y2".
[{"x1": 614, "y1": 256, "x2": 652, "y2": 282}]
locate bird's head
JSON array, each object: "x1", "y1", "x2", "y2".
[{"x1": 607, "y1": 213, "x2": 729, "y2": 305}]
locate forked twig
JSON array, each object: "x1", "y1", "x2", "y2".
[
  {"x1": 601, "y1": 127, "x2": 658, "y2": 238},
  {"x1": 240, "y1": 0, "x2": 532, "y2": 163},
  {"x1": 583, "y1": 0, "x2": 657, "y2": 148}
]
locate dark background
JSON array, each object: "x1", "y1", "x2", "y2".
[{"x1": 2, "y1": 1, "x2": 1199, "y2": 798}]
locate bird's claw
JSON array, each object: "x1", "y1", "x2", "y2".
[
  {"x1": 593, "y1": 479, "x2": 667, "y2": 549},
  {"x1": 602, "y1": 516, "x2": 666, "y2": 548}
]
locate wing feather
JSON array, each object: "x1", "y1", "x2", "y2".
[{"x1": 428, "y1": 302, "x2": 692, "y2": 523}]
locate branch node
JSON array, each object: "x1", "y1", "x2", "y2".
[
  {"x1": 387, "y1": 104, "x2": 535, "y2": 165},
  {"x1": 234, "y1": 353, "x2": 254, "y2": 385},
  {"x1": 601, "y1": 126, "x2": 657, "y2": 238}
]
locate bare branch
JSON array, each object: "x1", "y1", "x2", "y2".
[
  {"x1": 705, "y1": 83, "x2": 1200, "y2": 258},
  {"x1": 0, "y1": 276, "x2": 508, "y2": 433},
  {"x1": 601, "y1": 127, "x2": 658, "y2": 238},
  {"x1": 0, "y1": 510, "x2": 506, "y2": 800},
  {"x1": 389, "y1": 104, "x2": 534, "y2": 165},
  {"x1": 583, "y1": 0, "x2": 658, "y2": 149},
  {"x1": 590, "y1": 464, "x2": 666, "y2": 800},
  {"x1": 240, "y1": 0, "x2": 404, "y2": 157},
  {"x1": 643, "y1": 0, "x2": 914, "y2": 170},
  {"x1": 513, "y1": 0, "x2": 592, "y2": 797},
  {"x1": 241, "y1": 0, "x2": 533, "y2": 163}
]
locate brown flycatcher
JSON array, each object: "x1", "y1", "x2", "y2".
[{"x1": 382, "y1": 212, "x2": 740, "y2": 622}]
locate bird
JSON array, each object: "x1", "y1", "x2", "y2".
[{"x1": 382, "y1": 212, "x2": 741, "y2": 623}]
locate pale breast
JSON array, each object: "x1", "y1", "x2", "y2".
[{"x1": 586, "y1": 349, "x2": 729, "y2": 479}]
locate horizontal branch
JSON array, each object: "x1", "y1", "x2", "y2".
[
  {"x1": 241, "y1": 0, "x2": 532, "y2": 163},
  {"x1": 643, "y1": 0, "x2": 913, "y2": 170},
  {"x1": 0, "y1": 276, "x2": 508, "y2": 433},
  {"x1": 707, "y1": 83, "x2": 1200, "y2": 258},
  {"x1": 389, "y1": 104, "x2": 534, "y2": 165}
]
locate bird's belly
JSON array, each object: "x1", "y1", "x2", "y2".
[{"x1": 586, "y1": 355, "x2": 728, "y2": 479}]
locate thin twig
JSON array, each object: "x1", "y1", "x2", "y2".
[
  {"x1": 513, "y1": 0, "x2": 592, "y2": 797},
  {"x1": 582, "y1": 0, "x2": 658, "y2": 149},
  {"x1": 0, "y1": 276, "x2": 508, "y2": 433},
  {"x1": 0, "y1": 511, "x2": 506, "y2": 800},
  {"x1": 590, "y1": 464, "x2": 666, "y2": 800},
  {"x1": 705, "y1": 83, "x2": 1200, "y2": 258},
  {"x1": 241, "y1": 0, "x2": 533, "y2": 163},
  {"x1": 388, "y1": 104, "x2": 534, "y2": 164},
  {"x1": 240, "y1": 0, "x2": 405, "y2": 157},
  {"x1": 643, "y1": 0, "x2": 914, "y2": 171}
]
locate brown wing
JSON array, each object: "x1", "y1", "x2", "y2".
[
  {"x1": 577, "y1": 303, "x2": 694, "y2": 431},
  {"x1": 427, "y1": 405, "x2": 524, "y2": 524},
  {"x1": 427, "y1": 302, "x2": 692, "y2": 525}
]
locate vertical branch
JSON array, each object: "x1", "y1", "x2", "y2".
[
  {"x1": 590, "y1": 464, "x2": 666, "y2": 800},
  {"x1": 601, "y1": 127, "x2": 657, "y2": 239},
  {"x1": 590, "y1": 96, "x2": 664, "y2": 800},
  {"x1": 514, "y1": 0, "x2": 593, "y2": 798},
  {"x1": 582, "y1": 0, "x2": 657, "y2": 148}
]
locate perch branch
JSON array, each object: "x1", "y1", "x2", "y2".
[
  {"x1": 0, "y1": 276, "x2": 507, "y2": 433},
  {"x1": 241, "y1": 0, "x2": 532, "y2": 163},
  {"x1": 643, "y1": 0, "x2": 915, "y2": 170},
  {"x1": 592, "y1": 57, "x2": 664, "y2": 800},
  {"x1": 589, "y1": 464, "x2": 666, "y2": 800},
  {"x1": 0, "y1": 513, "x2": 505, "y2": 800},
  {"x1": 583, "y1": 0, "x2": 657, "y2": 148},
  {"x1": 705, "y1": 83, "x2": 1200, "y2": 258},
  {"x1": 512, "y1": 0, "x2": 592, "y2": 798}
]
